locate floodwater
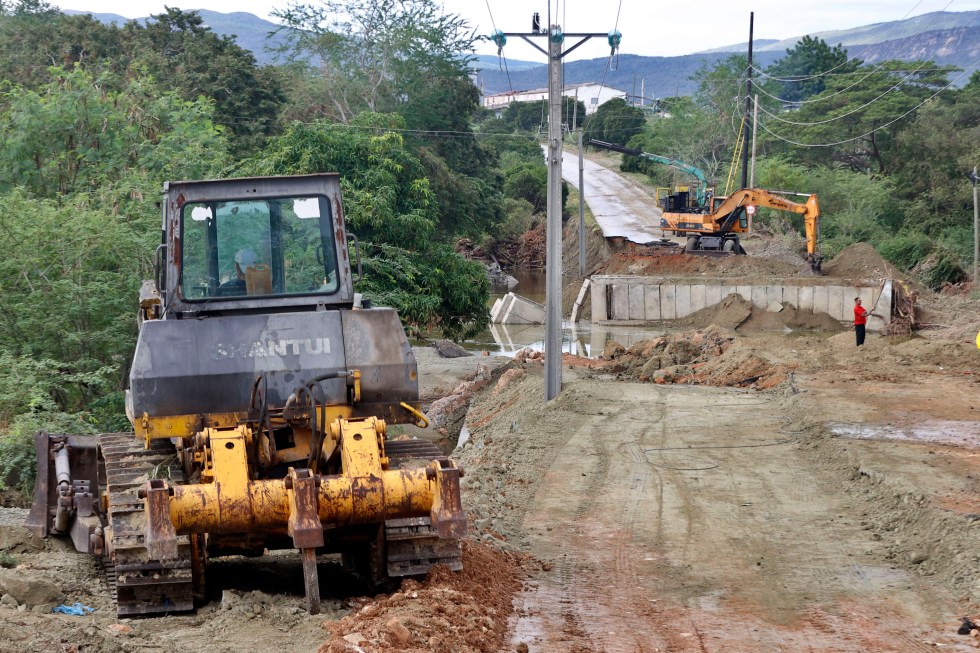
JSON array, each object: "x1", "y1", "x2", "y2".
[
  {"x1": 463, "y1": 269, "x2": 667, "y2": 356},
  {"x1": 828, "y1": 420, "x2": 980, "y2": 447}
]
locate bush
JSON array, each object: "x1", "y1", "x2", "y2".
[
  {"x1": 878, "y1": 231, "x2": 934, "y2": 269},
  {"x1": 0, "y1": 411, "x2": 98, "y2": 501}
]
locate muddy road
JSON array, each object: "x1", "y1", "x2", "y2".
[{"x1": 457, "y1": 355, "x2": 979, "y2": 652}]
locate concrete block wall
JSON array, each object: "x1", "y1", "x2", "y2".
[{"x1": 590, "y1": 275, "x2": 892, "y2": 331}]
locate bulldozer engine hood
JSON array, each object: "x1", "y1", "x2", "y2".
[{"x1": 129, "y1": 307, "x2": 418, "y2": 419}]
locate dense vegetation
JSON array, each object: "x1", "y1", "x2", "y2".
[
  {"x1": 614, "y1": 37, "x2": 979, "y2": 287},
  {"x1": 0, "y1": 0, "x2": 975, "y2": 497},
  {"x1": 0, "y1": 0, "x2": 543, "y2": 493}
]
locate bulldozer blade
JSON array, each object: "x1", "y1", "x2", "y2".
[{"x1": 25, "y1": 432, "x2": 100, "y2": 541}]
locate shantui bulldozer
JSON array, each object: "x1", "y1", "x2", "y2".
[{"x1": 25, "y1": 174, "x2": 465, "y2": 616}]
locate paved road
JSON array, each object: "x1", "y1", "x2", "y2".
[{"x1": 560, "y1": 149, "x2": 667, "y2": 244}]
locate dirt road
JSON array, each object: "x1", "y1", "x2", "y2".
[{"x1": 457, "y1": 361, "x2": 979, "y2": 652}]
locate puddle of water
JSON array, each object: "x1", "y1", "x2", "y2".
[
  {"x1": 828, "y1": 420, "x2": 980, "y2": 447},
  {"x1": 421, "y1": 268, "x2": 844, "y2": 357}
]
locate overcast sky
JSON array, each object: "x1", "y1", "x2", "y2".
[{"x1": 52, "y1": 0, "x2": 980, "y2": 60}]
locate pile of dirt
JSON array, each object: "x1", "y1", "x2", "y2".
[
  {"x1": 598, "y1": 241, "x2": 804, "y2": 279},
  {"x1": 319, "y1": 542, "x2": 524, "y2": 653},
  {"x1": 597, "y1": 328, "x2": 794, "y2": 389},
  {"x1": 676, "y1": 293, "x2": 846, "y2": 333},
  {"x1": 822, "y1": 243, "x2": 905, "y2": 280}
]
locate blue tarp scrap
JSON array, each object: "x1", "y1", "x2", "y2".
[{"x1": 52, "y1": 602, "x2": 95, "y2": 615}]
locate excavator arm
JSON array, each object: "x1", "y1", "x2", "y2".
[
  {"x1": 587, "y1": 139, "x2": 710, "y2": 205},
  {"x1": 712, "y1": 189, "x2": 821, "y2": 272}
]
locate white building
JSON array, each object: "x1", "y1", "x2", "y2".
[{"x1": 482, "y1": 82, "x2": 627, "y2": 116}]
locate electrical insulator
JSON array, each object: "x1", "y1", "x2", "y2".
[
  {"x1": 608, "y1": 30, "x2": 622, "y2": 50},
  {"x1": 490, "y1": 30, "x2": 507, "y2": 50},
  {"x1": 532, "y1": 12, "x2": 540, "y2": 33},
  {"x1": 550, "y1": 27, "x2": 564, "y2": 44}
]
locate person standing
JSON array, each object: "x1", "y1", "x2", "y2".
[{"x1": 853, "y1": 297, "x2": 869, "y2": 346}]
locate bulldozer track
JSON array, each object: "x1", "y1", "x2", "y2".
[
  {"x1": 98, "y1": 433, "x2": 195, "y2": 616},
  {"x1": 383, "y1": 439, "x2": 462, "y2": 577}
]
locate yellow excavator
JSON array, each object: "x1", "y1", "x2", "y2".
[
  {"x1": 25, "y1": 174, "x2": 465, "y2": 616},
  {"x1": 660, "y1": 188, "x2": 823, "y2": 273}
]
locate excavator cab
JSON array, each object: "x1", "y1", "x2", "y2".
[{"x1": 27, "y1": 174, "x2": 465, "y2": 616}]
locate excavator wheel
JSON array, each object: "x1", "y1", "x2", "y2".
[
  {"x1": 685, "y1": 236, "x2": 699, "y2": 252},
  {"x1": 722, "y1": 239, "x2": 736, "y2": 253}
]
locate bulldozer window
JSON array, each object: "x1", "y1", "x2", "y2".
[{"x1": 180, "y1": 195, "x2": 339, "y2": 300}]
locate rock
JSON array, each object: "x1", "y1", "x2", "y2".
[
  {"x1": 602, "y1": 341, "x2": 626, "y2": 360},
  {"x1": 517, "y1": 643, "x2": 530, "y2": 653},
  {"x1": 909, "y1": 551, "x2": 929, "y2": 564},
  {"x1": 0, "y1": 570, "x2": 64, "y2": 607},
  {"x1": 386, "y1": 617, "x2": 411, "y2": 646},
  {"x1": 665, "y1": 339, "x2": 702, "y2": 365},
  {"x1": 432, "y1": 339, "x2": 472, "y2": 359},
  {"x1": 221, "y1": 589, "x2": 239, "y2": 610},
  {"x1": 343, "y1": 632, "x2": 366, "y2": 645},
  {"x1": 0, "y1": 525, "x2": 45, "y2": 553},
  {"x1": 0, "y1": 593, "x2": 17, "y2": 608},
  {"x1": 638, "y1": 355, "x2": 666, "y2": 380}
]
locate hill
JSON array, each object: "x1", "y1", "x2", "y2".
[
  {"x1": 701, "y1": 10, "x2": 979, "y2": 53},
  {"x1": 62, "y1": 8, "x2": 979, "y2": 89},
  {"x1": 63, "y1": 8, "x2": 292, "y2": 65},
  {"x1": 474, "y1": 24, "x2": 980, "y2": 98}
]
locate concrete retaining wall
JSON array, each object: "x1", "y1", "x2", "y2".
[{"x1": 590, "y1": 275, "x2": 892, "y2": 331}]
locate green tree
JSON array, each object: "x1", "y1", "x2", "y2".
[
  {"x1": 764, "y1": 60, "x2": 956, "y2": 174},
  {"x1": 583, "y1": 97, "x2": 645, "y2": 147},
  {"x1": 274, "y1": 0, "x2": 475, "y2": 123},
  {"x1": 0, "y1": 66, "x2": 227, "y2": 433},
  {"x1": 0, "y1": 66, "x2": 227, "y2": 197},
  {"x1": 121, "y1": 8, "x2": 285, "y2": 154},
  {"x1": 764, "y1": 36, "x2": 861, "y2": 102},
  {"x1": 240, "y1": 115, "x2": 489, "y2": 336}
]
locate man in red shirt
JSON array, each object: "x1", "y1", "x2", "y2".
[{"x1": 853, "y1": 297, "x2": 869, "y2": 346}]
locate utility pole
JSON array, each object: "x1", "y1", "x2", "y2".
[
  {"x1": 971, "y1": 166, "x2": 978, "y2": 283},
  {"x1": 579, "y1": 130, "x2": 585, "y2": 276},
  {"x1": 740, "y1": 12, "x2": 754, "y2": 189},
  {"x1": 491, "y1": 22, "x2": 619, "y2": 402},
  {"x1": 750, "y1": 95, "x2": 759, "y2": 188}
]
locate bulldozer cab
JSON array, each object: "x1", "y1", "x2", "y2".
[{"x1": 162, "y1": 175, "x2": 356, "y2": 317}]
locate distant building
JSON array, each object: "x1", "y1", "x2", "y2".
[{"x1": 482, "y1": 82, "x2": 627, "y2": 116}]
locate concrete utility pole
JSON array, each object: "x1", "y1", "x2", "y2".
[
  {"x1": 493, "y1": 23, "x2": 617, "y2": 402},
  {"x1": 750, "y1": 95, "x2": 759, "y2": 188},
  {"x1": 579, "y1": 130, "x2": 585, "y2": 276},
  {"x1": 971, "y1": 166, "x2": 978, "y2": 282},
  {"x1": 740, "y1": 12, "x2": 754, "y2": 190}
]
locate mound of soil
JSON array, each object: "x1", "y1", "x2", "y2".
[
  {"x1": 823, "y1": 243, "x2": 905, "y2": 281},
  {"x1": 599, "y1": 245, "x2": 803, "y2": 279},
  {"x1": 319, "y1": 542, "x2": 524, "y2": 653},
  {"x1": 676, "y1": 294, "x2": 846, "y2": 333}
]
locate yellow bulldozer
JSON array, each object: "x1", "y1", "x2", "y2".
[{"x1": 25, "y1": 174, "x2": 465, "y2": 616}]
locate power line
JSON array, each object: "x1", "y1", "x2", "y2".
[
  {"x1": 754, "y1": 58, "x2": 960, "y2": 128},
  {"x1": 582, "y1": 0, "x2": 624, "y2": 134},
  {"x1": 482, "y1": 0, "x2": 514, "y2": 94},
  {"x1": 750, "y1": 8, "x2": 974, "y2": 108},
  {"x1": 755, "y1": 56, "x2": 978, "y2": 148},
  {"x1": 758, "y1": 0, "x2": 976, "y2": 104}
]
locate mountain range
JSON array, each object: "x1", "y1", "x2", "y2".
[{"x1": 63, "y1": 8, "x2": 979, "y2": 98}]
